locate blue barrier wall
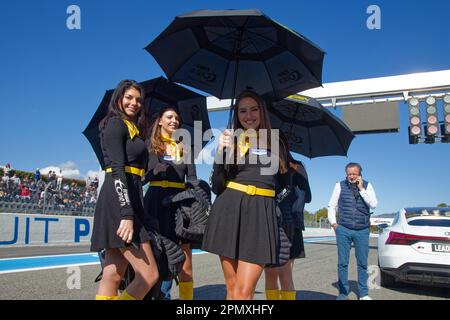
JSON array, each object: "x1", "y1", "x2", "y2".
[{"x1": 0, "y1": 213, "x2": 93, "y2": 247}]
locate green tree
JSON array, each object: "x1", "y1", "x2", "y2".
[
  {"x1": 304, "y1": 211, "x2": 314, "y2": 222},
  {"x1": 314, "y1": 207, "x2": 328, "y2": 222},
  {"x1": 437, "y1": 203, "x2": 448, "y2": 207}
]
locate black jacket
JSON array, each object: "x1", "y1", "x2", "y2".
[{"x1": 162, "y1": 179, "x2": 212, "y2": 242}]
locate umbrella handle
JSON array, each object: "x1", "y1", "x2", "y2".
[{"x1": 227, "y1": 97, "x2": 235, "y2": 129}]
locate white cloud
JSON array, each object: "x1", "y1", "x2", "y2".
[
  {"x1": 40, "y1": 161, "x2": 100, "y2": 180},
  {"x1": 86, "y1": 170, "x2": 101, "y2": 180}
]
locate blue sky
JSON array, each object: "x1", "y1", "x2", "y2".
[{"x1": 1, "y1": 1, "x2": 449, "y2": 214}]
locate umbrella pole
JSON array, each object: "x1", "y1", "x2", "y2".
[
  {"x1": 226, "y1": 27, "x2": 244, "y2": 129},
  {"x1": 226, "y1": 61, "x2": 240, "y2": 129},
  {"x1": 227, "y1": 98, "x2": 235, "y2": 129}
]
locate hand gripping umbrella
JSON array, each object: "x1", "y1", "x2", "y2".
[
  {"x1": 145, "y1": 9, "x2": 325, "y2": 127},
  {"x1": 269, "y1": 94, "x2": 355, "y2": 158},
  {"x1": 83, "y1": 77, "x2": 212, "y2": 169}
]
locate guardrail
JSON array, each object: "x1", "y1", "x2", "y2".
[{"x1": 0, "y1": 201, "x2": 95, "y2": 217}]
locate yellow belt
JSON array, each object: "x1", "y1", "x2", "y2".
[
  {"x1": 150, "y1": 180, "x2": 186, "y2": 189},
  {"x1": 105, "y1": 166, "x2": 145, "y2": 178},
  {"x1": 226, "y1": 181, "x2": 275, "y2": 197}
]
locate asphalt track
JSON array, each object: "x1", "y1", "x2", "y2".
[{"x1": 0, "y1": 237, "x2": 448, "y2": 300}]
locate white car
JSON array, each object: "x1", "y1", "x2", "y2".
[{"x1": 377, "y1": 207, "x2": 450, "y2": 287}]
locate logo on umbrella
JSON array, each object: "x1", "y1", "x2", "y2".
[
  {"x1": 189, "y1": 64, "x2": 217, "y2": 84},
  {"x1": 287, "y1": 94, "x2": 310, "y2": 103},
  {"x1": 277, "y1": 69, "x2": 302, "y2": 84}
]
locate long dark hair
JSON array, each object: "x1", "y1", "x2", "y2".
[
  {"x1": 99, "y1": 79, "x2": 149, "y2": 138},
  {"x1": 227, "y1": 90, "x2": 288, "y2": 174}
]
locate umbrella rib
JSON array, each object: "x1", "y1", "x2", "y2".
[
  {"x1": 262, "y1": 57, "x2": 279, "y2": 98},
  {"x1": 164, "y1": 19, "x2": 238, "y2": 81},
  {"x1": 196, "y1": 16, "x2": 253, "y2": 60},
  {"x1": 245, "y1": 28, "x2": 278, "y2": 48},
  {"x1": 241, "y1": 29, "x2": 280, "y2": 97},
  {"x1": 289, "y1": 102, "x2": 302, "y2": 153},
  {"x1": 320, "y1": 108, "x2": 355, "y2": 155},
  {"x1": 224, "y1": 15, "x2": 251, "y2": 125},
  {"x1": 243, "y1": 30, "x2": 321, "y2": 95},
  {"x1": 307, "y1": 124, "x2": 313, "y2": 157},
  {"x1": 218, "y1": 15, "x2": 244, "y2": 98},
  {"x1": 245, "y1": 27, "x2": 322, "y2": 82},
  {"x1": 269, "y1": 105, "x2": 317, "y2": 126},
  {"x1": 336, "y1": 127, "x2": 353, "y2": 155}
]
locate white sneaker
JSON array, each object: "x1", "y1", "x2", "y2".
[{"x1": 359, "y1": 296, "x2": 373, "y2": 300}]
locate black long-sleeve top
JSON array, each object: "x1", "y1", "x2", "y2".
[
  {"x1": 143, "y1": 146, "x2": 197, "y2": 237},
  {"x1": 100, "y1": 116, "x2": 148, "y2": 218},
  {"x1": 278, "y1": 161, "x2": 312, "y2": 228},
  {"x1": 144, "y1": 148, "x2": 197, "y2": 183}
]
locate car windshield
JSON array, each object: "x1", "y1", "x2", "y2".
[
  {"x1": 405, "y1": 208, "x2": 450, "y2": 227},
  {"x1": 408, "y1": 219, "x2": 450, "y2": 227}
]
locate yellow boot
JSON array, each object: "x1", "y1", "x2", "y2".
[
  {"x1": 265, "y1": 289, "x2": 281, "y2": 300},
  {"x1": 280, "y1": 290, "x2": 296, "y2": 300},
  {"x1": 119, "y1": 289, "x2": 136, "y2": 300},
  {"x1": 95, "y1": 295, "x2": 118, "y2": 300},
  {"x1": 179, "y1": 281, "x2": 193, "y2": 300}
]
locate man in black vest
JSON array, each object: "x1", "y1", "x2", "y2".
[{"x1": 327, "y1": 162, "x2": 377, "y2": 300}]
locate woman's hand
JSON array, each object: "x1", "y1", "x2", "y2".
[
  {"x1": 117, "y1": 219, "x2": 134, "y2": 243},
  {"x1": 153, "y1": 163, "x2": 169, "y2": 175},
  {"x1": 217, "y1": 130, "x2": 233, "y2": 153}
]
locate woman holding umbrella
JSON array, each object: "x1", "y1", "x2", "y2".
[
  {"x1": 90, "y1": 80, "x2": 159, "y2": 300},
  {"x1": 144, "y1": 106, "x2": 198, "y2": 300},
  {"x1": 202, "y1": 90, "x2": 290, "y2": 300}
]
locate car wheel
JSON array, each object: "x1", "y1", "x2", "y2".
[{"x1": 380, "y1": 269, "x2": 396, "y2": 287}]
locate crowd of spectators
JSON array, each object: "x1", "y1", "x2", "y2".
[{"x1": 0, "y1": 163, "x2": 98, "y2": 215}]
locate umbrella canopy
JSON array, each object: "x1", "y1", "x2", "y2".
[
  {"x1": 145, "y1": 9, "x2": 325, "y2": 101},
  {"x1": 269, "y1": 94, "x2": 355, "y2": 158},
  {"x1": 83, "y1": 77, "x2": 211, "y2": 169}
]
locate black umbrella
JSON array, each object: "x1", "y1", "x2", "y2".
[
  {"x1": 145, "y1": 9, "x2": 325, "y2": 125},
  {"x1": 269, "y1": 94, "x2": 355, "y2": 158},
  {"x1": 83, "y1": 77, "x2": 211, "y2": 169}
]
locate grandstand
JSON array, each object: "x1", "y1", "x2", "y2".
[{"x1": 0, "y1": 166, "x2": 96, "y2": 216}]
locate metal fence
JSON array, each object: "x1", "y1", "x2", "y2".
[
  {"x1": 304, "y1": 217, "x2": 331, "y2": 229},
  {"x1": 0, "y1": 200, "x2": 95, "y2": 216}
]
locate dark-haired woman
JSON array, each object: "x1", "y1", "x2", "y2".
[
  {"x1": 144, "y1": 106, "x2": 197, "y2": 300},
  {"x1": 90, "y1": 80, "x2": 159, "y2": 300},
  {"x1": 202, "y1": 90, "x2": 290, "y2": 300}
]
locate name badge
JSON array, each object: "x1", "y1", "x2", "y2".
[
  {"x1": 250, "y1": 148, "x2": 267, "y2": 156},
  {"x1": 163, "y1": 155, "x2": 175, "y2": 161}
]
